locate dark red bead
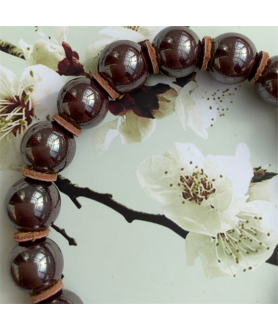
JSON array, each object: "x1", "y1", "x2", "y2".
[
  {"x1": 255, "y1": 55, "x2": 278, "y2": 107},
  {"x1": 98, "y1": 40, "x2": 149, "y2": 93},
  {"x1": 153, "y1": 26, "x2": 201, "y2": 78},
  {"x1": 38, "y1": 289, "x2": 83, "y2": 304},
  {"x1": 20, "y1": 121, "x2": 76, "y2": 173},
  {"x1": 9, "y1": 238, "x2": 64, "y2": 295},
  {"x1": 4, "y1": 178, "x2": 61, "y2": 232},
  {"x1": 209, "y1": 32, "x2": 258, "y2": 84},
  {"x1": 57, "y1": 77, "x2": 109, "y2": 129}
]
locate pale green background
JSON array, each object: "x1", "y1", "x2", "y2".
[{"x1": 0, "y1": 26, "x2": 277, "y2": 304}]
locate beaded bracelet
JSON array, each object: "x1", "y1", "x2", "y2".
[{"x1": 4, "y1": 26, "x2": 278, "y2": 304}]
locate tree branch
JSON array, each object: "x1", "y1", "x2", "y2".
[
  {"x1": 0, "y1": 39, "x2": 25, "y2": 59},
  {"x1": 51, "y1": 223, "x2": 77, "y2": 246},
  {"x1": 55, "y1": 175, "x2": 188, "y2": 239},
  {"x1": 55, "y1": 175, "x2": 278, "y2": 267}
]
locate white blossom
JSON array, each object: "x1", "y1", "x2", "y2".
[
  {"x1": 173, "y1": 71, "x2": 238, "y2": 139},
  {"x1": 186, "y1": 200, "x2": 277, "y2": 278},
  {"x1": 175, "y1": 81, "x2": 217, "y2": 139},
  {"x1": 92, "y1": 86, "x2": 177, "y2": 152},
  {"x1": 137, "y1": 143, "x2": 254, "y2": 236},
  {"x1": 53, "y1": 26, "x2": 68, "y2": 45},
  {"x1": 20, "y1": 27, "x2": 68, "y2": 71},
  {"x1": 0, "y1": 64, "x2": 64, "y2": 171},
  {"x1": 92, "y1": 111, "x2": 156, "y2": 152}
]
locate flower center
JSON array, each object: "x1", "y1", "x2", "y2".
[
  {"x1": 213, "y1": 216, "x2": 271, "y2": 276},
  {"x1": 0, "y1": 89, "x2": 35, "y2": 140},
  {"x1": 124, "y1": 26, "x2": 140, "y2": 32},
  {"x1": 180, "y1": 168, "x2": 216, "y2": 205}
]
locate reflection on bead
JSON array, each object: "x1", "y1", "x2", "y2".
[
  {"x1": 255, "y1": 55, "x2": 278, "y2": 107},
  {"x1": 57, "y1": 77, "x2": 109, "y2": 129},
  {"x1": 209, "y1": 33, "x2": 258, "y2": 84},
  {"x1": 20, "y1": 121, "x2": 76, "y2": 173},
  {"x1": 153, "y1": 26, "x2": 201, "y2": 78},
  {"x1": 9, "y1": 238, "x2": 64, "y2": 295},
  {"x1": 38, "y1": 289, "x2": 83, "y2": 304},
  {"x1": 98, "y1": 40, "x2": 149, "y2": 93},
  {"x1": 4, "y1": 178, "x2": 61, "y2": 232}
]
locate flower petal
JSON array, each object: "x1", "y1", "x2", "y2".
[
  {"x1": 84, "y1": 38, "x2": 114, "y2": 74},
  {"x1": 100, "y1": 27, "x2": 145, "y2": 42},
  {"x1": 248, "y1": 177, "x2": 278, "y2": 208},
  {"x1": 118, "y1": 110, "x2": 156, "y2": 144},
  {"x1": 53, "y1": 26, "x2": 68, "y2": 45},
  {"x1": 239, "y1": 200, "x2": 277, "y2": 233},
  {"x1": 205, "y1": 143, "x2": 253, "y2": 198},
  {"x1": 221, "y1": 196, "x2": 248, "y2": 226},
  {"x1": 185, "y1": 232, "x2": 228, "y2": 278},
  {"x1": 218, "y1": 201, "x2": 277, "y2": 275},
  {"x1": 0, "y1": 65, "x2": 21, "y2": 100},
  {"x1": 0, "y1": 133, "x2": 24, "y2": 171},
  {"x1": 175, "y1": 81, "x2": 217, "y2": 139},
  {"x1": 153, "y1": 87, "x2": 177, "y2": 119},
  {"x1": 202, "y1": 182, "x2": 233, "y2": 212},
  {"x1": 31, "y1": 39, "x2": 66, "y2": 71},
  {"x1": 137, "y1": 155, "x2": 181, "y2": 204},
  {"x1": 92, "y1": 118, "x2": 120, "y2": 152},
  {"x1": 240, "y1": 201, "x2": 277, "y2": 267},
  {"x1": 164, "y1": 142, "x2": 205, "y2": 172},
  {"x1": 163, "y1": 200, "x2": 232, "y2": 236},
  {"x1": 19, "y1": 39, "x2": 34, "y2": 67},
  {"x1": 21, "y1": 64, "x2": 64, "y2": 118}
]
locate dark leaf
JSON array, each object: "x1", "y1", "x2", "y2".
[
  {"x1": 62, "y1": 41, "x2": 72, "y2": 60},
  {"x1": 173, "y1": 72, "x2": 196, "y2": 88},
  {"x1": 72, "y1": 51, "x2": 79, "y2": 60},
  {"x1": 253, "y1": 171, "x2": 278, "y2": 183},
  {"x1": 58, "y1": 43, "x2": 83, "y2": 76},
  {"x1": 109, "y1": 99, "x2": 126, "y2": 116},
  {"x1": 69, "y1": 57, "x2": 84, "y2": 75},
  {"x1": 108, "y1": 83, "x2": 173, "y2": 119},
  {"x1": 58, "y1": 58, "x2": 70, "y2": 74},
  {"x1": 150, "y1": 83, "x2": 172, "y2": 95}
]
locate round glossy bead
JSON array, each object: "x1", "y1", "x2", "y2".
[
  {"x1": 209, "y1": 33, "x2": 258, "y2": 84},
  {"x1": 4, "y1": 178, "x2": 61, "y2": 232},
  {"x1": 9, "y1": 238, "x2": 64, "y2": 295},
  {"x1": 98, "y1": 40, "x2": 149, "y2": 93},
  {"x1": 21, "y1": 121, "x2": 76, "y2": 173},
  {"x1": 255, "y1": 55, "x2": 278, "y2": 107},
  {"x1": 57, "y1": 77, "x2": 109, "y2": 129},
  {"x1": 38, "y1": 289, "x2": 83, "y2": 304},
  {"x1": 153, "y1": 26, "x2": 201, "y2": 78}
]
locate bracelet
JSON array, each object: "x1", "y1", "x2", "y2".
[{"x1": 3, "y1": 26, "x2": 278, "y2": 304}]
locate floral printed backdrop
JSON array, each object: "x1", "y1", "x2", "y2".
[{"x1": 0, "y1": 26, "x2": 277, "y2": 304}]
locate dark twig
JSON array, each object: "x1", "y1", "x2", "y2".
[
  {"x1": 55, "y1": 175, "x2": 278, "y2": 267},
  {"x1": 0, "y1": 39, "x2": 25, "y2": 59},
  {"x1": 55, "y1": 175, "x2": 189, "y2": 239},
  {"x1": 51, "y1": 223, "x2": 77, "y2": 246}
]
